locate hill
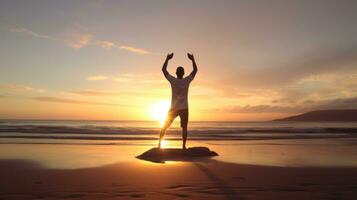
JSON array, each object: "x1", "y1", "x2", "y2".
[{"x1": 274, "y1": 109, "x2": 357, "y2": 122}]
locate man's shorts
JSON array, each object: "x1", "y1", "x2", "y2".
[{"x1": 163, "y1": 109, "x2": 188, "y2": 128}]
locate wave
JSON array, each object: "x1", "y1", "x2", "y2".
[
  {"x1": 1, "y1": 124, "x2": 357, "y2": 134},
  {"x1": 1, "y1": 124, "x2": 357, "y2": 141}
]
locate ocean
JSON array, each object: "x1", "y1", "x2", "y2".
[
  {"x1": 1, "y1": 119, "x2": 357, "y2": 168},
  {"x1": 1, "y1": 119, "x2": 357, "y2": 144}
]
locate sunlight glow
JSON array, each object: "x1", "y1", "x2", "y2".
[
  {"x1": 160, "y1": 139, "x2": 170, "y2": 148},
  {"x1": 150, "y1": 100, "x2": 170, "y2": 125}
]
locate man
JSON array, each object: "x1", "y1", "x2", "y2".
[{"x1": 158, "y1": 53, "x2": 198, "y2": 149}]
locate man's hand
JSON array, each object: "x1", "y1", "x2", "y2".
[
  {"x1": 166, "y1": 53, "x2": 174, "y2": 60},
  {"x1": 187, "y1": 53, "x2": 194, "y2": 61},
  {"x1": 188, "y1": 53, "x2": 197, "y2": 78},
  {"x1": 163, "y1": 53, "x2": 173, "y2": 78}
]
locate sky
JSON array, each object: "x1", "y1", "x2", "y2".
[{"x1": 0, "y1": 0, "x2": 357, "y2": 121}]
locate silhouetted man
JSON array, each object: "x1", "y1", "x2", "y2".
[{"x1": 158, "y1": 53, "x2": 198, "y2": 149}]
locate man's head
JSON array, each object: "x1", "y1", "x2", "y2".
[{"x1": 176, "y1": 66, "x2": 185, "y2": 79}]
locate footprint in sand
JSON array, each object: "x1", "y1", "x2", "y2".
[
  {"x1": 174, "y1": 193, "x2": 190, "y2": 198},
  {"x1": 167, "y1": 184, "x2": 192, "y2": 189},
  {"x1": 166, "y1": 184, "x2": 193, "y2": 198},
  {"x1": 63, "y1": 194, "x2": 85, "y2": 199},
  {"x1": 130, "y1": 193, "x2": 145, "y2": 198}
]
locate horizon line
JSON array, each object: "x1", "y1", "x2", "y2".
[{"x1": 0, "y1": 118, "x2": 270, "y2": 123}]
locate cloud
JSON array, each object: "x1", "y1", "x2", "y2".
[
  {"x1": 11, "y1": 26, "x2": 150, "y2": 54},
  {"x1": 67, "y1": 35, "x2": 150, "y2": 54},
  {"x1": 66, "y1": 34, "x2": 116, "y2": 50},
  {"x1": 64, "y1": 34, "x2": 151, "y2": 54},
  {"x1": 69, "y1": 87, "x2": 167, "y2": 98},
  {"x1": 86, "y1": 75, "x2": 108, "y2": 81},
  {"x1": 0, "y1": 84, "x2": 45, "y2": 93},
  {"x1": 111, "y1": 74, "x2": 139, "y2": 82},
  {"x1": 32, "y1": 96, "x2": 119, "y2": 106},
  {"x1": 218, "y1": 105, "x2": 304, "y2": 114},
  {"x1": 119, "y1": 45, "x2": 150, "y2": 55},
  {"x1": 202, "y1": 47, "x2": 357, "y2": 107},
  {"x1": 85, "y1": 74, "x2": 162, "y2": 85},
  {"x1": 112, "y1": 76, "x2": 133, "y2": 82},
  {"x1": 317, "y1": 97, "x2": 357, "y2": 110},
  {"x1": 94, "y1": 40, "x2": 115, "y2": 49},
  {"x1": 10, "y1": 27, "x2": 52, "y2": 39},
  {"x1": 216, "y1": 97, "x2": 357, "y2": 114},
  {"x1": 222, "y1": 46, "x2": 357, "y2": 90},
  {"x1": 68, "y1": 34, "x2": 92, "y2": 49},
  {"x1": 69, "y1": 90, "x2": 119, "y2": 96},
  {"x1": 269, "y1": 70, "x2": 357, "y2": 105}
]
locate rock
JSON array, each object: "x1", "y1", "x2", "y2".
[{"x1": 136, "y1": 147, "x2": 218, "y2": 163}]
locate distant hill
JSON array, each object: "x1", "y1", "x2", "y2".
[{"x1": 274, "y1": 109, "x2": 357, "y2": 122}]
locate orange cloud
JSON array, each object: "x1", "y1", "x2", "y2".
[
  {"x1": 119, "y1": 45, "x2": 150, "y2": 55},
  {"x1": 0, "y1": 84, "x2": 45, "y2": 93},
  {"x1": 33, "y1": 96, "x2": 119, "y2": 106},
  {"x1": 68, "y1": 34, "x2": 92, "y2": 49},
  {"x1": 94, "y1": 40, "x2": 115, "y2": 49},
  {"x1": 86, "y1": 75, "x2": 108, "y2": 81},
  {"x1": 69, "y1": 90, "x2": 119, "y2": 96}
]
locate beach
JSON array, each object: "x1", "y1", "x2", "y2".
[
  {"x1": 2, "y1": 0, "x2": 357, "y2": 199},
  {"x1": 1, "y1": 120, "x2": 357, "y2": 199},
  {"x1": 1, "y1": 152, "x2": 357, "y2": 200}
]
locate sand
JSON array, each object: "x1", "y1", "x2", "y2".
[{"x1": 1, "y1": 158, "x2": 357, "y2": 200}]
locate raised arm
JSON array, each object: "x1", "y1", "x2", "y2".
[
  {"x1": 187, "y1": 53, "x2": 198, "y2": 78},
  {"x1": 162, "y1": 53, "x2": 174, "y2": 77}
]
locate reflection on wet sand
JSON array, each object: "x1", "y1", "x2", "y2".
[{"x1": 1, "y1": 138, "x2": 357, "y2": 169}]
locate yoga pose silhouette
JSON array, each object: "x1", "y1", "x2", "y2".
[{"x1": 158, "y1": 53, "x2": 198, "y2": 149}]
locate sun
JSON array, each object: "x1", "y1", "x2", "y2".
[{"x1": 150, "y1": 100, "x2": 170, "y2": 125}]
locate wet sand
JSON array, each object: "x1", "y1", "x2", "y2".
[{"x1": 1, "y1": 159, "x2": 357, "y2": 200}]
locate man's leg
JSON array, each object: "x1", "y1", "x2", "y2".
[
  {"x1": 179, "y1": 109, "x2": 189, "y2": 150},
  {"x1": 158, "y1": 110, "x2": 176, "y2": 148},
  {"x1": 182, "y1": 126, "x2": 187, "y2": 149},
  {"x1": 158, "y1": 126, "x2": 169, "y2": 148}
]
